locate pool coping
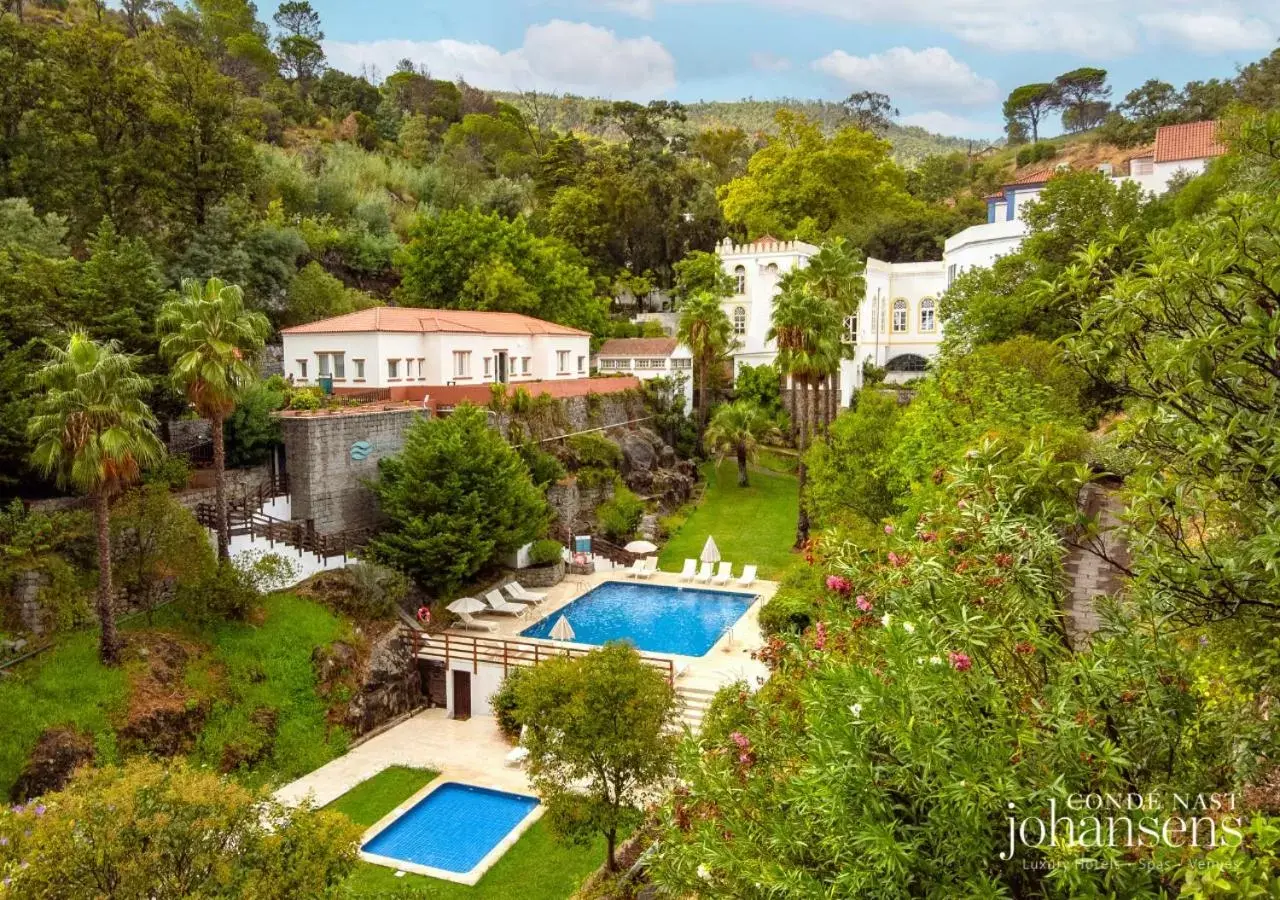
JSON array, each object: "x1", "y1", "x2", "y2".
[
  {"x1": 358, "y1": 776, "x2": 545, "y2": 886},
  {"x1": 516, "y1": 578, "x2": 763, "y2": 660}
]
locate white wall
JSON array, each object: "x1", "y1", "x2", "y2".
[
  {"x1": 848, "y1": 259, "x2": 946, "y2": 395},
  {"x1": 717, "y1": 237, "x2": 818, "y2": 376},
  {"x1": 596, "y1": 345, "x2": 693, "y2": 404},
  {"x1": 281, "y1": 331, "x2": 591, "y2": 388},
  {"x1": 446, "y1": 661, "x2": 507, "y2": 718}
]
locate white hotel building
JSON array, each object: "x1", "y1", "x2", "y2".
[{"x1": 715, "y1": 120, "x2": 1227, "y2": 400}]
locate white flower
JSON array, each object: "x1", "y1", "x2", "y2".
[
  {"x1": 930, "y1": 655, "x2": 943, "y2": 665},
  {"x1": 880, "y1": 613, "x2": 892, "y2": 628},
  {"x1": 697, "y1": 864, "x2": 712, "y2": 881},
  {"x1": 903, "y1": 621, "x2": 915, "y2": 633},
  {"x1": 849, "y1": 702, "x2": 863, "y2": 719}
]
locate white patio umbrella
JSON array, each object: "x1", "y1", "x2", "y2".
[
  {"x1": 624, "y1": 540, "x2": 659, "y2": 554},
  {"x1": 447, "y1": 596, "x2": 487, "y2": 615},
  {"x1": 549, "y1": 615, "x2": 576, "y2": 641},
  {"x1": 700, "y1": 535, "x2": 721, "y2": 564}
]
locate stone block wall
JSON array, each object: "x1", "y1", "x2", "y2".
[{"x1": 280, "y1": 408, "x2": 423, "y2": 534}]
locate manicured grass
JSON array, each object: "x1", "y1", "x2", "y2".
[
  {"x1": 327, "y1": 765, "x2": 438, "y2": 826},
  {"x1": 0, "y1": 593, "x2": 351, "y2": 796},
  {"x1": 658, "y1": 462, "x2": 800, "y2": 581},
  {"x1": 330, "y1": 767, "x2": 611, "y2": 899}
]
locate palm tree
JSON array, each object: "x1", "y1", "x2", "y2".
[
  {"x1": 769, "y1": 279, "x2": 842, "y2": 547},
  {"x1": 158, "y1": 278, "x2": 270, "y2": 561},
  {"x1": 802, "y1": 239, "x2": 864, "y2": 427},
  {"x1": 676, "y1": 291, "x2": 735, "y2": 439},
  {"x1": 28, "y1": 332, "x2": 165, "y2": 665},
  {"x1": 704, "y1": 400, "x2": 782, "y2": 487}
]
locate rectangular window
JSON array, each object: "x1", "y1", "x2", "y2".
[
  {"x1": 920, "y1": 304, "x2": 936, "y2": 333},
  {"x1": 484, "y1": 356, "x2": 492, "y2": 378},
  {"x1": 843, "y1": 314, "x2": 857, "y2": 344},
  {"x1": 600, "y1": 359, "x2": 613, "y2": 370},
  {"x1": 317, "y1": 353, "x2": 330, "y2": 377},
  {"x1": 1132, "y1": 157, "x2": 1153, "y2": 176},
  {"x1": 353, "y1": 358, "x2": 365, "y2": 379},
  {"x1": 557, "y1": 350, "x2": 570, "y2": 373},
  {"x1": 387, "y1": 358, "x2": 400, "y2": 379},
  {"x1": 577, "y1": 355, "x2": 586, "y2": 373},
  {"x1": 297, "y1": 359, "x2": 307, "y2": 379},
  {"x1": 522, "y1": 357, "x2": 531, "y2": 374},
  {"x1": 418, "y1": 358, "x2": 425, "y2": 380},
  {"x1": 453, "y1": 350, "x2": 470, "y2": 378},
  {"x1": 947, "y1": 264, "x2": 957, "y2": 288},
  {"x1": 892, "y1": 306, "x2": 908, "y2": 333},
  {"x1": 332, "y1": 354, "x2": 345, "y2": 378}
]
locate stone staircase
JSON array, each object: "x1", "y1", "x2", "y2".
[{"x1": 675, "y1": 684, "x2": 719, "y2": 732}]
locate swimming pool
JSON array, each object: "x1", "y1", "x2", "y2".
[
  {"x1": 520, "y1": 580, "x2": 756, "y2": 656},
  {"x1": 360, "y1": 782, "x2": 540, "y2": 883}
]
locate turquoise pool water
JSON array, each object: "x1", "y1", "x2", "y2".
[
  {"x1": 520, "y1": 580, "x2": 755, "y2": 656},
  {"x1": 361, "y1": 782, "x2": 538, "y2": 874}
]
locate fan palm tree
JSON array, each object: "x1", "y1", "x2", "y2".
[
  {"x1": 769, "y1": 279, "x2": 843, "y2": 547},
  {"x1": 676, "y1": 291, "x2": 735, "y2": 438},
  {"x1": 158, "y1": 278, "x2": 270, "y2": 561},
  {"x1": 28, "y1": 332, "x2": 165, "y2": 665},
  {"x1": 704, "y1": 400, "x2": 782, "y2": 487},
  {"x1": 802, "y1": 239, "x2": 864, "y2": 426}
]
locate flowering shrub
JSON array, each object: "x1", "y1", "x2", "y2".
[{"x1": 651, "y1": 443, "x2": 1278, "y2": 895}]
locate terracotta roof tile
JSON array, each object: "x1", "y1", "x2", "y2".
[
  {"x1": 596, "y1": 338, "x2": 678, "y2": 357},
  {"x1": 1006, "y1": 166, "x2": 1057, "y2": 187},
  {"x1": 279, "y1": 307, "x2": 589, "y2": 337},
  {"x1": 1154, "y1": 120, "x2": 1226, "y2": 163}
]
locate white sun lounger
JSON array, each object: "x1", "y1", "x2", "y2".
[
  {"x1": 736, "y1": 564, "x2": 757, "y2": 587},
  {"x1": 678, "y1": 559, "x2": 697, "y2": 582},
  {"x1": 711, "y1": 562, "x2": 733, "y2": 585},
  {"x1": 626, "y1": 558, "x2": 648, "y2": 579},
  {"x1": 693, "y1": 561, "x2": 714, "y2": 583},
  {"x1": 641, "y1": 557, "x2": 659, "y2": 579},
  {"x1": 454, "y1": 608, "x2": 498, "y2": 631},
  {"x1": 505, "y1": 582, "x2": 546, "y2": 605},
  {"x1": 505, "y1": 725, "x2": 530, "y2": 767},
  {"x1": 484, "y1": 590, "x2": 527, "y2": 617}
]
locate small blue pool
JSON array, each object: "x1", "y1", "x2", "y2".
[
  {"x1": 361, "y1": 783, "x2": 539, "y2": 875},
  {"x1": 521, "y1": 580, "x2": 756, "y2": 656}
]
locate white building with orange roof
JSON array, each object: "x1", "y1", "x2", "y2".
[{"x1": 279, "y1": 307, "x2": 592, "y2": 396}]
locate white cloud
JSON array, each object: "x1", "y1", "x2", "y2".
[
  {"x1": 898, "y1": 110, "x2": 998, "y2": 138},
  {"x1": 666, "y1": 0, "x2": 1280, "y2": 56},
  {"x1": 751, "y1": 51, "x2": 792, "y2": 72},
  {"x1": 592, "y1": 0, "x2": 656, "y2": 19},
  {"x1": 1140, "y1": 12, "x2": 1276, "y2": 53},
  {"x1": 324, "y1": 20, "x2": 676, "y2": 98},
  {"x1": 813, "y1": 46, "x2": 997, "y2": 105}
]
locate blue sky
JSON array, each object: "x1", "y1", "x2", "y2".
[{"x1": 313, "y1": 0, "x2": 1279, "y2": 138}]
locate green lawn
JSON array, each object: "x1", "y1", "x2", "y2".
[
  {"x1": 0, "y1": 592, "x2": 351, "y2": 797},
  {"x1": 331, "y1": 767, "x2": 610, "y2": 899},
  {"x1": 658, "y1": 461, "x2": 800, "y2": 581}
]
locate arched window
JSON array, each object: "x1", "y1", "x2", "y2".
[
  {"x1": 765, "y1": 262, "x2": 779, "y2": 276},
  {"x1": 885, "y1": 353, "x2": 929, "y2": 373},
  {"x1": 733, "y1": 306, "x2": 747, "y2": 336},
  {"x1": 920, "y1": 298, "x2": 936, "y2": 332},
  {"x1": 842, "y1": 313, "x2": 858, "y2": 344},
  {"x1": 892, "y1": 299, "x2": 908, "y2": 333},
  {"x1": 734, "y1": 265, "x2": 747, "y2": 294}
]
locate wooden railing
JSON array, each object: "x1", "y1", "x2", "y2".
[
  {"x1": 589, "y1": 535, "x2": 641, "y2": 567},
  {"x1": 409, "y1": 628, "x2": 675, "y2": 684}
]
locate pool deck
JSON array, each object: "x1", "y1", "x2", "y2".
[
  {"x1": 467, "y1": 564, "x2": 776, "y2": 694},
  {"x1": 275, "y1": 565, "x2": 776, "y2": 851}
]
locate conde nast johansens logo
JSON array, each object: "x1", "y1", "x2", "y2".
[{"x1": 1001, "y1": 791, "x2": 1243, "y2": 863}]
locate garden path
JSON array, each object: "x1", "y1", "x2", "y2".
[{"x1": 1062, "y1": 483, "x2": 1130, "y2": 650}]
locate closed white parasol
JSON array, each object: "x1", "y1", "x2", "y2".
[
  {"x1": 549, "y1": 615, "x2": 576, "y2": 641},
  {"x1": 700, "y1": 535, "x2": 721, "y2": 563},
  {"x1": 447, "y1": 597, "x2": 488, "y2": 615}
]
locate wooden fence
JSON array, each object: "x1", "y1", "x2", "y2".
[{"x1": 409, "y1": 628, "x2": 674, "y2": 683}]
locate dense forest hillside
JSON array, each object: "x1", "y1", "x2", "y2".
[{"x1": 492, "y1": 92, "x2": 980, "y2": 163}]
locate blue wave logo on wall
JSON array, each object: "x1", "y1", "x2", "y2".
[{"x1": 349, "y1": 440, "x2": 374, "y2": 461}]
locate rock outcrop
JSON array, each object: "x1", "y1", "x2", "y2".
[
  {"x1": 316, "y1": 626, "x2": 421, "y2": 737},
  {"x1": 11, "y1": 727, "x2": 95, "y2": 802}
]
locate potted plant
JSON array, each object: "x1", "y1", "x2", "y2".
[{"x1": 520, "y1": 539, "x2": 566, "y2": 588}]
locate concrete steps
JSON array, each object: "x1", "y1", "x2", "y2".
[{"x1": 675, "y1": 684, "x2": 719, "y2": 732}]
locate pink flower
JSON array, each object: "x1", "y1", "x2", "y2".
[
  {"x1": 814, "y1": 621, "x2": 827, "y2": 651},
  {"x1": 887, "y1": 551, "x2": 906, "y2": 568},
  {"x1": 957, "y1": 498, "x2": 968, "y2": 509},
  {"x1": 856, "y1": 595, "x2": 873, "y2": 612},
  {"x1": 729, "y1": 731, "x2": 754, "y2": 767},
  {"x1": 948, "y1": 651, "x2": 972, "y2": 672},
  {"x1": 883, "y1": 524, "x2": 895, "y2": 535},
  {"x1": 825, "y1": 575, "x2": 851, "y2": 595},
  {"x1": 920, "y1": 531, "x2": 937, "y2": 543}
]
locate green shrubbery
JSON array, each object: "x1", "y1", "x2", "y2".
[
  {"x1": 596, "y1": 485, "x2": 645, "y2": 543},
  {"x1": 1014, "y1": 141, "x2": 1057, "y2": 167},
  {"x1": 527, "y1": 540, "x2": 564, "y2": 567},
  {"x1": 490, "y1": 667, "x2": 531, "y2": 741}
]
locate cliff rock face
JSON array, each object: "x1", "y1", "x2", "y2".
[
  {"x1": 316, "y1": 626, "x2": 421, "y2": 738},
  {"x1": 618, "y1": 428, "x2": 695, "y2": 507}
]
